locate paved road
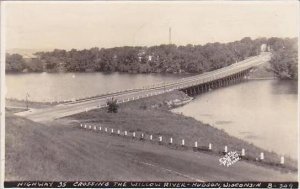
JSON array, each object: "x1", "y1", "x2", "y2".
[{"x1": 15, "y1": 53, "x2": 271, "y2": 122}]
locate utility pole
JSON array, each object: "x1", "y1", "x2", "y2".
[{"x1": 25, "y1": 92, "x2": 29, "y2": 110}]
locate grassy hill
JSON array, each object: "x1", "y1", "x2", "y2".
[
  {"x1": 5, "y1": 112, "x2": 297, "y2": 181},
  {"x1": 67, "y1": 91, "x2": 297, "y2": 172},
  {"x1": 5, "y1": 91, "x2": 297, "y2": 181}
]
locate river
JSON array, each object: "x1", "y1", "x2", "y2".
[
  {"x1": 172, "y1": 79, "x2": 298, "y2": 159},
  {"x1": 6, "y1": 73, "x2": 298, "y2": 159},
  {"x1": 5, "y1": 72, "x2": 184, "y2": 102}
]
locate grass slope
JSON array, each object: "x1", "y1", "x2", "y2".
[{"x1": 68, "y1": 90, "x2": 297, "y2": 171}]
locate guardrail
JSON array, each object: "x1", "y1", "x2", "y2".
[
  {"x1": 78, "y1": 122, "x2": 287, "y2": 168},
  {"x1": 44, "y1": 53, "x2": 270, "y2": 104}
]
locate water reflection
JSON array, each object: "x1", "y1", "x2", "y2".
[
  {"x1": 271, "y1": 80, "x2": 298, "y2": 95},
  {"x1": 173, "y1": 80, "x2": 298, "y2": 159},
  {"x1": 6, "y1": 72, "x2": 184, "y2": 102}
]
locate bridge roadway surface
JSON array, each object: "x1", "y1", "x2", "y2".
[{"x1": 16, "y1": 53, "x2": 271, "y2": 122}]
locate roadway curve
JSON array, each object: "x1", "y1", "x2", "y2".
[{"x1": 15, "y1": 53, "x2": 271, "y2": 122}]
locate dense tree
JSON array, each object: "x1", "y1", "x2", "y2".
[
  {"x1": 25, "y1": 58, "x2": 44, "y2": 72},
  {"x1": 6, "y1": 53, "x2": 26, "y2": 72},
  {"x1": 107, "y1": 98, "x2": 119, "y2": 113},
  {"x1": 269, "y1": 38, "x2": 298, "y2": 80},
  {"x1": 7, "y1": 37, "x2": 296, "y2": 77}
]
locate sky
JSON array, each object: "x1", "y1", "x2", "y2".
[{"x1": 3, "y1": 1, "x2": 299, "y2": 50}]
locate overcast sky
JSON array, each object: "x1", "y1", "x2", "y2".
[{"x1": 3, "y1": 1, "x2": 299, "y2": 50}]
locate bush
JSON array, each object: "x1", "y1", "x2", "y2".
[
  {"x1": 139, "y1": 103, "x2": 147, "y2": 110},
  {"x1": 107, "y1": 98, "x2": 119, "y2": 113}
]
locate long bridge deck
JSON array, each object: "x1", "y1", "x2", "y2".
[{"x1": 16, "y1": 52, "x2": 271, "y2": 122}]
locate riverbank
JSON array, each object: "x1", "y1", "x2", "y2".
[
  {"x1": 248, "y1": 61, "x2": 275, "y2": 79},
  {"x1": 67, "y1": 90, "x2": 297, "y2": 172},
  {"x1": 6, "y1": 98, "x2": 56, "y2": 109},
  {"x1": 5, "y1": 99, "x2": 56, "y2": 114}
]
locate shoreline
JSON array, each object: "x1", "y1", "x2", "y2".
[{"x1": 5, "y1": 98, "x2": 57, "y2": 110}]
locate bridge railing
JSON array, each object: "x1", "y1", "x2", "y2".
[{"x1": 60, "y1": 53, "x2": 270, "y2": 104}]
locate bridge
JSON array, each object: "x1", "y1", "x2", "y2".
[{"x1": 16, "y1": 52, "x2": 271, "y2": 122}]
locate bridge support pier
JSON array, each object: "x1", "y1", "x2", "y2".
[{"x1": 181, "y1": 69, "x2": 251, "y2": 97}]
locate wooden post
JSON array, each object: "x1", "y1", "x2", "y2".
[
  {"x1": 241, "y1": 149, "x2": 245, "y2": 157},
  {"x1": 159, "y1": 136, "x2": 162, "y2": 142}
]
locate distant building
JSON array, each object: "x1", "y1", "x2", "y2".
[{"x1": 260, "y1": 44, "x2": 267, "y2": 52}]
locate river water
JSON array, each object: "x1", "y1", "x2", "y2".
[
  {"x1": 6, "y1": 73, "x2": 298, "y2": 159},
  {"x1": 173, "y1": 80, "x2": 298, "y2": 159},
  {"x1": 5, "y1": 72, "x2": 183, "y2": 102}
]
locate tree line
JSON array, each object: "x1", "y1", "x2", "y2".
[
  {"x1": 5, "y1": 37, "x2": 297, "y2": 80},
  {"x1": 268, "y1": 37, "x2": 298, "y2": 80}
]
